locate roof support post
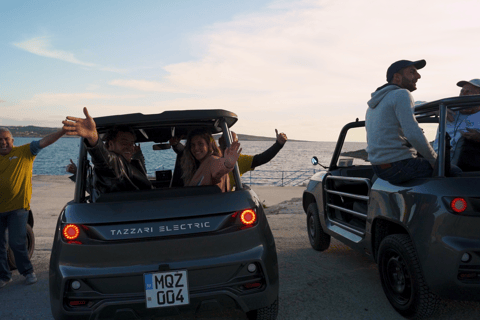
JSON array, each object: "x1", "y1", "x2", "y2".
[
  {"x1": 437, "y1": 103, "x2": 447, "y2": 177},
  {"x1": 74, "y1": 138, "x2": 88, "y2": 203}
]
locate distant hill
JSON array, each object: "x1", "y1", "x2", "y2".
[
  {"x1": 5, "y1": 126, "x2": 61, "y2": 137},
  {"x1": 5, "y1": 126, "x2": 305, "y2": 141}
]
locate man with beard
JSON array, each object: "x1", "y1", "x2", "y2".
[
  {"x1": 62, "y1": 108, "x2": 152, "y2": 194},
  {"x1": 365, "y1": 59, "x2": 438, "y2": 184},
  {"x1": 433, "y1": 79, "x2": 480, "y2": 171},
  {"x1": 433, "y1": 79, "x2": 480, "y2": 157}
]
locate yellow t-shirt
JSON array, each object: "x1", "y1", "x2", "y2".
[
  {"x1": 0, "y1": 144, "x2": 36, "y2": 213},
  {"x1": 229, "y1": 154, "x2": 254, "y2": 188}
]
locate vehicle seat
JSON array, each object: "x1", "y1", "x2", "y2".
[
  {"x1": 452, "y1": 136, "x2": 480, "y2": 172},
  {"x1": 170, "y1": 153, "x2": 184, "y2": 187}
]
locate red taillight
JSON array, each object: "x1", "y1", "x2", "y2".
[
  {"x1": 240, "y1": 209, "x2": 256, "y2": 225},
  {"x1": 63, "y1": 224, "x2": 80, "y2": 240},
  {"x1": 69, "y1": 300, "x2": 87, "y2": 307},
  {"x1": 244, "y1": 282, "x2": 262, "y2": 289},
  {"x1": 451, "y1": 198, "x2": 467, "y2": 213}
]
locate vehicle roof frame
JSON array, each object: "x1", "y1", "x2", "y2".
[{"x1": 415, "y1": 95, "x2": 480, "y2": 177}]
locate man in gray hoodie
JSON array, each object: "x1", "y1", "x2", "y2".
[{"x1": 365, "y1": 59, "x2": 437, "y2": 184}]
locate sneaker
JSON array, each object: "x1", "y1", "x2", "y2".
[
  {"x1": 25, "y1": 273, "x2": 37, "y2": 285},
  {"x1": 0, "y1": 278, "x2": 12, "y2": 289}
]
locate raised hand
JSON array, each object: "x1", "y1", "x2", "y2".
[
  {"x1": 169, "y1": 136, "x2": 181, "y2": 146},
  {"x1": 66, "y1": 159, "x2": 77, "y2": 174},
  {"x1": 223, "y1": 141, "x2": 242, "y2": 168},
  {"x1": 62, "y1": 107, "x2": 98, "y2": 145},
  {"x1": 275, "y1": 129, "x2": 288, "y2": 145}
]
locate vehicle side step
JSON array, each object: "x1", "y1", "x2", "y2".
[{"x1": 329, "y1": 219, "x2": 365, "y2": 237}]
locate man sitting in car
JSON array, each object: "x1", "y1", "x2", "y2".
[
  {"x1": 433, "y1": 79, "x2": 480, "y2": 171},
  {"x1": 62, "y1": 107, "x2": 152, "y2": 193},
  {"x1": 366, "y1": 59, "x2": 438, "y2": 184}
]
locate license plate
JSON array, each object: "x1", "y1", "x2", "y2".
[{"x1": 144, "y1": 270, "x2": 189, "y2": 308}]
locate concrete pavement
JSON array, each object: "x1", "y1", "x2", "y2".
[{"x1": 1, "y1": 176, "x2": 479, "y2": 319}]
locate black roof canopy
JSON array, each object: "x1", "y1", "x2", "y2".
[
  {"x1": 93, "y1": 109, "x2": 238, "y2": 143},
  {"x1": 414, "y1": 95, "x2": 480, "y2": 115}
]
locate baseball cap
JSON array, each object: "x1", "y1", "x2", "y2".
[
  {"x1": 457, "y1": 79, "x2": 480, "y2": 88},
  {"x1": 386, "y1": 59, "x2": 426, "y2": 83}
]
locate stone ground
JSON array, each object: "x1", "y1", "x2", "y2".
[{"x1": 1, "y1": 176, "x2": 479, "y2": 319}]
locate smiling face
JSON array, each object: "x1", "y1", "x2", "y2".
[
  {"x1": 190, "y1": 135, "x2": 210, "y2": 162},
  {"x1": 107, "y1": 131, "x2": 135, "y2": 162},
  {"x1": 398, "y1": 65, "x2": 421, "y2": 92},
  {"x1": 0, "y1": 130, "x2": 14, "y2": 156}
]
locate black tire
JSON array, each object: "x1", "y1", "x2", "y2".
[
  {"x1": 7, "y1": 224, "x2": 35, "y2": 271},
  {"x1": 378, "y1": 234, "x2": 439, "y2": 319},
  {"x1": 306, "y1": 203, "x2": 331, "y2": 251},
  {"x1": 246, "y1": 298, "x2": 278, "y2": 320}
]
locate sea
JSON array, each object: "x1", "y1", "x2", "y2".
[{"x1": 15, "y1": 137, "x2": 367, "y2": 186}]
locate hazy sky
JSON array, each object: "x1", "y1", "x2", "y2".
[{"x1": 2, "y1": 0, "x2": 479, "y2": 141}]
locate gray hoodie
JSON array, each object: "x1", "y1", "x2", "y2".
[{"x1": 365, "y1": 84, "x2": 437, "y2": 166}]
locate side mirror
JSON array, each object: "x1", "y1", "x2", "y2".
[
  {"x1": 311, "y1": 156, "x2": 319, "y2": 166},
  {"x1": 153, "y1": 143, "x2": 171, "y2": 150}
]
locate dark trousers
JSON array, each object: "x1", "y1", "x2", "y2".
[
  {"x1": 373, "y1": 158, "x2": 462, "y2": 184},
  {"x1": 0, "y1": 209, "x2": 33, "y2": 280}
]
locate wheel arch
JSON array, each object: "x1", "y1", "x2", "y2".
[
  {"x1": 371, "y1": 217, "x2": 408, "y2": 263},
  {"x1": 302, "y1": 192, "x2": 316, "y2": 214}
]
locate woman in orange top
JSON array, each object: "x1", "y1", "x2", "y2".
[{"x1": 181, "y1": 129, "x2": 241, "y2": 192}]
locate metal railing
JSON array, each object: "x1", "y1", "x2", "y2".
[{"x1": 244, "y1": 169, "x2": 317, "y2": 187}]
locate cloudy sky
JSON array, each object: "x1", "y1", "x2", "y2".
[{"x1": 2, "y1": 0, "x2": 479, "y2": 141}]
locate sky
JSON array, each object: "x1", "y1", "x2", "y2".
[{"x1": 2, "y1": 0, "x2": 480, "y2": 141}]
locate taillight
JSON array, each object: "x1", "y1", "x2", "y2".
[
  {"x1": 69, "y1": 300, "x2": 87, "y2": 307},
  {"x1": 63, "y1": 224, "x2": 80, "y2": 240},
  {"x1": 240, "y1": 209, "x2": 256, "y2": 226},
  {"x1": 451, "y1": 198, "x2": 467, "y2": 213}
]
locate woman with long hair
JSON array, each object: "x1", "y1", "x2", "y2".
[{"x1": 181, "y1": 128, "x2": 241, "y2": 192}]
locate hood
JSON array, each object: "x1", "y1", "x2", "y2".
[{"x1": 367, "y1": 84, "x2": 400, "y2": 109}]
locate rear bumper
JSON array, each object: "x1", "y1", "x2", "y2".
[
  {"x1": 50, "y1": 245, "x2": 278, "y2": 320},
  {"x1": 422, "y1": 234, "x2": 480, "y2": 300}
]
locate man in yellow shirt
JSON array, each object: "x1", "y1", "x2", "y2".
[
  {"x1": 0, "y1": 127, "x2": 66, "y2": 288},
  {"x1": 219, "y1": 130, "x2": 288, "y2": 188}
]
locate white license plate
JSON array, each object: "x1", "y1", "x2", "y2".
[{"x1": 144, "y1": 270, "x2": 189, "y2": 308}]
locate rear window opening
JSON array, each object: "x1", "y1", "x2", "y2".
[{"x1": 94, "y1": 185, "x2": 223, "y2": 203}]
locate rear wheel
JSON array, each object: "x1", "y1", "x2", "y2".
[
  {"x1": 306, "y1": 203, "x2": 331, "y2": 251},
  {"x1": 378, "y1": 234, "x2": 439, "y2": 319},
  {"x1": 246, "y1": 298, "x2": 278, "y2": 320},
  {"x1": 7, "y1": 224, "x2": 35, "y2": 271}
]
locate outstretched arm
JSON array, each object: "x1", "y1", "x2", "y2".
[
  {"x1": 38, "y1": 128, "x2": 67, "y2": 149},
  {"x1": 62, "y1": 107, "x2": 99, "y2": 146},
  {"x1": 251, "y1": 129, "x2": 287, "y2": 169}
]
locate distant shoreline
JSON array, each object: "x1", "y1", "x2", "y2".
[{"x1": 8, "y1": 126, "x2": 310, "y2": 142}]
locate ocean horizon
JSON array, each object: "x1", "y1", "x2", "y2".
[{"x1": 14, "y1": 137, "x2": 367, "y2": 186}]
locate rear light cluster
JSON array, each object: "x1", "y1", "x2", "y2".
[
  {"x1": 442, "y1": 196, "x2": 480, "y2": 215},
  {"x1": 62, "y1": 224, "x2": 86, "y2": 244},
  {"x1": 232, "y1": 209, "x2": 257, "y2": 228},
  {"x1": 63, "y1": 224, "x2": 80, "y2": 240},
  {"x1": 451, "y1": 198, "x2": 467, "y2": 213}
]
